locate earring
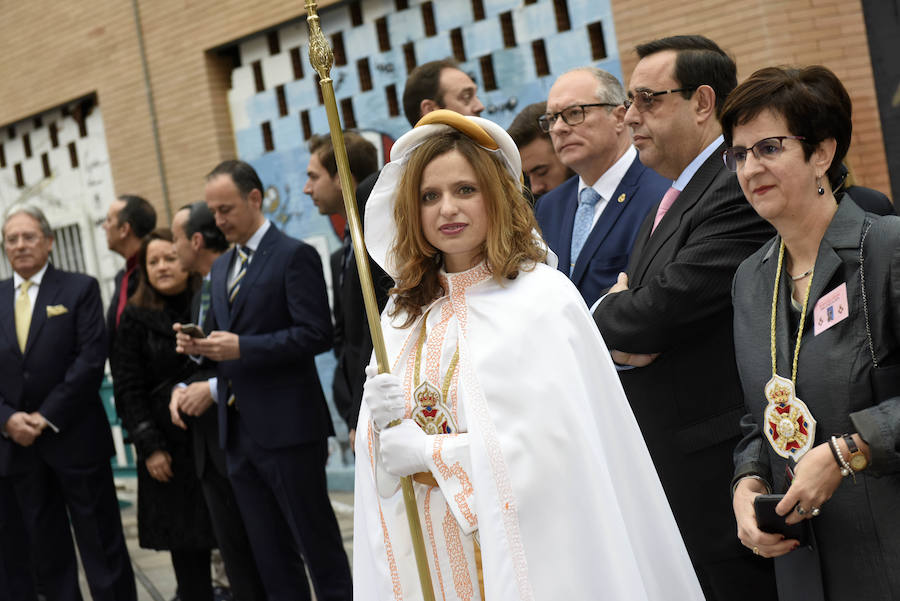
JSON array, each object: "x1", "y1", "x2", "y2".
[{"x1": 816, "y1": 177, "x2": 825, "y2": 196}]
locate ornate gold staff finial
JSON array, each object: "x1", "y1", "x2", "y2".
[{"x1": 304, "y1": 3, "x2": 435, "y2": 600}]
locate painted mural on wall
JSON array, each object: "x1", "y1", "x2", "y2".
[
  {"x1": 0, "y1": 97, "x2": 121, "y2": 305},
  {"x1": 225, "y1": 0, "x2": 623, "y2": 470}
]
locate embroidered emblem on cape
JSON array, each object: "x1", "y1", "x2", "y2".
[
  {"x1": 763, "y1": 374, "x2": 816, "y2": 459},
  {"x1": 411, "y1": 380, "x2": 457, "y2": 434}
]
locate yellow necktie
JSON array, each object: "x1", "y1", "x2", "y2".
[{"x1": 15, "y1": 280, "x2": 33, "y2": 352}]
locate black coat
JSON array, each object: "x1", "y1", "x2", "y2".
[{"x1": 113, "y1": 293, "x2": 215, "y2": 551}]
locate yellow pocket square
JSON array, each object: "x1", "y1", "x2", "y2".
[{"x1": 46, "y1": 304, "x2": 69, "y2": 317}]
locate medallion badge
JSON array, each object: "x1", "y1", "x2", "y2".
[
  {"x1": 411, "y1": 380, "x2": 456, "y2": 435},
  {"x1": 763, "y1": 374, "x2": 816, "y2": 459}
]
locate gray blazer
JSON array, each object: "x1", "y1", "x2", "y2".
[{"x1": 732, "y1": 198, "x2": 900, "y2": 599}]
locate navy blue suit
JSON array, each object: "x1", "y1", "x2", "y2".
[
  {"x1": 0, "y1": 264, "x2": 135, "y2": 601},
  {"x1": 207, "y1": 225, "x2": 351, "y2": 601},
  {"x1": 535, "y1": 157, "x2": 669, "y2": 305}
]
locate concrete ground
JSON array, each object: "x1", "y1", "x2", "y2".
[{"x1": 79, "y1": 479, "x2": 355, "y2": 601}]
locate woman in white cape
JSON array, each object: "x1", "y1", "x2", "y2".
[{"x1": 354, "y1": 109, "x2": 703, "y2": 601}]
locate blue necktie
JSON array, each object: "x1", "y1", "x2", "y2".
[{"x1": 570, "y1": 188, "x2": 601, "y2": 274}]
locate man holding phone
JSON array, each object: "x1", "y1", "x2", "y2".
[{"x1": 170, "y1": 201, "x2": 265, "y2": 600}]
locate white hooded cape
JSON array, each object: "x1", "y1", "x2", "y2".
[{"x1": 353, "y1": 262, "x2": 703, "y2": 601}]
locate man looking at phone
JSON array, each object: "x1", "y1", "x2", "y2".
[
  {"x1": 170, "y1": 202, "x2": 265, "y2": 600},
  {"x1": 176, "y1": 161, "x2": 349, "y2": 601}
]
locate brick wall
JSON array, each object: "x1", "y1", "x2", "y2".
[{"x1": 611, "y1": 0, "x2": 891, "y2": 193}]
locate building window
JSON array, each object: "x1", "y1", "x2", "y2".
[
  {"x1": 358, "y1": 58, "x2": 373, "y2": 92},
  {"x1": 300, "y1": 110, "x2": 312, "y2": 140},
  {"x1": 23, "y1": 133, "x2": 32, "y2": 159},
  {"x1": 422, "y1": 2, "x2": 437, "y2": 37},
  {"x1": 479, "y1": 55, "x2": 497, "y2": 91},
  {"x1": 262, "y1": 121, "x2": 274, "y2": 152},
  {"x1": 276, "y1": 85, "x2": 288, "y2": 117},
  {"x1": 68, "y1": 142, "x2": 79, "y2": 168},
  {"x1": 252, "y1": 60, "x2": 265, "y2": 92},
  {"x1": 341, "y1": 97, "x2": 357, "y2": 128},
  {"x1": 267, "y1": 31, "x2": 280, "y2": 56},
  {"x1": 450, "y1": 28, "x2": 466, "y2": 62},
  {"x1": 403, "y1": 42, "x2": 417, "y2": 74},
  {"x1": 500, "y1": 12, "x2": 516, "y2": 48},
  {"x1": 532, "y1": 40, "x2": 550, "y2": 77},
  {"x1": 386, "y1": 84, "x2": 400, "y2": 117},
  {"x1": 291, "y1": 47, "x2": 304, "y2": 80},
  {"x1": 0, "y1": 143, "x2": 5, "y2": 168},
  {"x1": 376, "y1": 17, "x2": 391, "y2": 52},
  {"x1": 41, "y1": 153, "x2": 51, "y2": 178},
  {"x1": 472, "y1": 0, "x2": 485, "y2": 21},
  {"x1": 588, "y1": 22, "x2": 607, "y2": 60},
  {"x1": 350, "y1": 1, "x2": 363, "y2": 27},
  {"x1": 554, "y1": 0, "x2": 571, "y2": 32},
  {"x1": 395, "y1": 0, "x2": 408, "y2": 9},
  {"x1": 49, "y1": 122, "x2": 59, "y2": 148},
  {"x1": 14, "y1": 163, "x2": 24, "y2": 188},
  {"x1": 332, "y1": 31, "x2": 347, "y2": 67}
]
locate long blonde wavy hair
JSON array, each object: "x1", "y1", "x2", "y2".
[{"x1": 388, "y1": 132, "x2": 546, "y2": 327}]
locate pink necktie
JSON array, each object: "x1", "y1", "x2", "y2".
[{"x1": 651, "y1": 187, "x2": 680, "y2": 235}]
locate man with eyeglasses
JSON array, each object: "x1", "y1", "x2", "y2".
[
  {"x1": 534, "y1": 67, "x2": 669, "y2": 305},
  {"x1": 590, "y1": 36, "x2": 776, "y2": 601}
]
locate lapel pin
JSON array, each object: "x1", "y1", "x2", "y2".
[{"x1": 617, "y1": 193, "x2": 626, "y2": 203}]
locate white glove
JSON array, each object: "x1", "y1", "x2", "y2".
[
  {"x1": 362, "y1": 365, "x2": 407, "y2": 430},
  {"x1": 379, "y1": 420, "x2": 430, "y2": 477}
]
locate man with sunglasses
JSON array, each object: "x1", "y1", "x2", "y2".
[
  {"x1": 591, "y1": 36, "x2": 776, "y2": 600},
  {"x1": 534, "y1": 67, "x2": 668, "y2": 305}
]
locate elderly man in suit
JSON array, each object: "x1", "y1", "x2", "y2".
[
  {"x1": 535, "y1": 67, "x2": 669, "y2": 305},
  {"x1": 591, "y1": 36, "x2": 776, "y2": 600},
  {"x1": 170, "y1": 201, "x2": 266, "y2": 601},
  {"x1": 0, "y1": 205, "x2": 136, "y2": 601},
  {"x1": 176, "y1": 160, "x2": 351, "y2": 601}
]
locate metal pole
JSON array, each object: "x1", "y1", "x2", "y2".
[{"x1": 304, "y1": 3, "x2": 435, "y2": 599}]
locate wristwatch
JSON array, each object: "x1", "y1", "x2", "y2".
[{"x1": 842, "y1": 433, "x2": 868, "y2": 472}]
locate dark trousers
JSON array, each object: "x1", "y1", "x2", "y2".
[
  {"x1": 11, "y1": 459, "x2": 136, "y2": 601},
  {"x1": 171, "y1": 547, "x2": 213, "y2": 601},
  {"x1": 199, "y1": 448, "x2": 266, "y2": 601},
  {"x1": 226, "y1": 415, "x2": 351, "y2": 601},
  {"x1": 0, "y1": 477, "x2": 37, "y2": 601}
]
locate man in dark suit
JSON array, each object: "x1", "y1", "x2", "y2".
[
  {"x1": 176, "y1": 161, "x2": 351, "y2": 601},
  {"x1": 169, "y1": 201, "x2": 266, "y2": 601},
  {"x1": 591, "y1": 36, "x2": 776, "y2": 600},
  {"x1": 535, "y1": 67, "x2": 668, "y2": 305},
  {"x1": 0, "y1": 205, "x2": 136, "y2": 601},
  {"x1": 303, "y1": 132, "x2": 389, "y2": 450},
  {"x1": 402, "y1": 58, "x2": 485, "y2": 127},
  {"x1": 507, "y1": 101, "x2": 574, "y2": 201},
  {"x1": 103, "y1": 194, "x2": 156, "y2": 366},
  {"x1": 0, "y1": 476, "x2": 36, "y2": 601}
]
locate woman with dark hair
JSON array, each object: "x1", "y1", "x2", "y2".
[
  {"x1": 353, "y1": 110, "x2": 703, "y2": 600},
  {"x1": 113, "y1": 228, "x2": 216, "y2": 600},
  {"x1": 722, "y1": 66, "x2": 900, "y2": 599}
]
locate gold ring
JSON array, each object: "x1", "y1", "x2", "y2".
[{"x1": 752, "y1": 546, "x2": 759, "y2": 556}]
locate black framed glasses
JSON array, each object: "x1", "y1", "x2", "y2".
[
  {"x1": 623, "y1": 87, "x2": 697, "y2": 112},
  {"x1": 537, "y1": 103, "x2": 619, "y2": 132},
  {"x1": 722, "y1": 136, "x2": 807, "y2": 171}
]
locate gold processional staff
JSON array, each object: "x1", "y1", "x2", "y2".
[{"x1": 304, "y1": 2, "x2": 436, "y2": 599}]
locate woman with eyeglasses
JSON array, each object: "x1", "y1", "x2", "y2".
[
  {"x1": 354, "y1": 109, "x2": 703, "y2": 600},
  {"x1": 722, "y1": 65, "x2": 900, "y2": 599}
]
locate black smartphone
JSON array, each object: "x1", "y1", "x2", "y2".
[
  {"x1": 181, "y1": 323, "x2": 206, "y2": 338},
  {"x1": 754, "y1": 493, "x2": 809, "y2": 545}
]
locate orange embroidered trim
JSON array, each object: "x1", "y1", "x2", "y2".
[
  {"x1": 424, "y1": 487, "x2": 447, "y2": 601},
  {"x1": 443, "y1": 507, "x2": 474, "y2": 601},
  {"x1": 432, "y1": 435, "x2": 477, "y2": 528},
  {"x1": 368, "y1": 423, "x2": 404, "y2": 600}
]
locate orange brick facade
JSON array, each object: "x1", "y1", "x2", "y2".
[{"x1": 0, "y1": 0, "x2": 890, "y2": 223}]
